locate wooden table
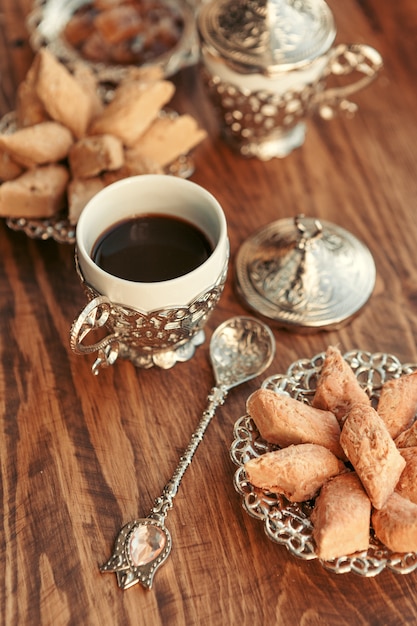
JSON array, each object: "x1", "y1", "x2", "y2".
[{"x1": 2, "y1": 1, "x2": 417, "y2": 624}]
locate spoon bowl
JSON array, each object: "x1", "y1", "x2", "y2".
[{"x1": 210, "y1": 316, "x2": 276, "y2": 389}]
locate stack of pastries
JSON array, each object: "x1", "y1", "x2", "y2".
[
  {"x1": 0, "y1": 47, "x2": 207, "y2": 224},
  {"x1": 244, "y1": 345, "x2": 417, "y2": 559}
]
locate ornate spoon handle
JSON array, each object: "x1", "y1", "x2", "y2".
[
  {"x1": 150, "y1": 385, "x2": 228, "y2": 521},
  {"x1": 100, "y1": 316, "x2": 275, "y2": 591},
  {"x1": 100, "y1": 385, "x2": 229, "y2": 590}
]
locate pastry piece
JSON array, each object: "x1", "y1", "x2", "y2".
[
  {"x1": 15, "y1": 53, "x2": 49, "y2": 127},
  {"x1": 121, "y1": 65, "x2": 165, "y2": 84},
  {"x1": 16, "y1": 79, "x2": 49, "y2": 127},
  {"x1": 246, "y1": 388, "x2": 345, "y2": 459},
  {"x1": 68, "y1": 177, "x2": 106, "y2": 225},
  {"x1": 103, "y1": 156, "x2": 163, "y2": 185},
  {"x1": 376, "y1": 372, "x2": 417, "y2": 439},
  {"x1": 89, "y1": 79, "x2": 175, "y2": 146},
  {"x1": 94, "y1": 5, "x2": 143, "y2": 44},
  {"x1": 0, "y1": 121, "x2": 73, "y2": 168},
  {"x1": 65, "y1": 0, "x2": 183, "y2": 66},
  {"x1": 0, "y1": 165, "x2": 69, "y2": 218},
  {"x1": 70, "y1": 61, "x2": 104, "y2": 120},
  {"x1": 69, "y1": 134, "x2": 124, "y2": 178},
  {"x1": 395, "y1": 420, "x2": 417, "y2": 448},
  {"x1": 79, "y1": 30, "x2": 113, "y2": 63},
  {"x1": 125, "y1": 114, "x2": 207, "y2": 168},
  {"x1": 63, "y1": 8, "x2": 95, "y2": 47},
  {"x1": 244, "y1": 443, "x2": 346, "y2": 502},
  {"x1": 94, "y1": 0, "x2": 127, "y2": 10},
  {"x1": 372, "y1": 492, "x2": 417, "y2": 553},
  {"x1": 91, "y1": 0, "x2": 131, "y2": 11},
  {"x1": 340, "y1": 403, "x2": 406, "y2": 509},
  {"x1": 312, "y1": 346, "x2": 370, "y2": 423},
  {"x1": 396, "y1": 447, "x2": 417, "y2": 504},
  {"x1": 0, "y1": 149, "x2": 23, "y2": 182},
  {"x1": 34, "y1": 48, "x2": 95, "y2": 138},
  {"x1": 311, "y1": 472, "x2": 371, "y2": 560}
]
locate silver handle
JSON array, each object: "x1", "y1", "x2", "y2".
[{"x1": 313, "y1": 43, "x2": 383, "y2": 119}]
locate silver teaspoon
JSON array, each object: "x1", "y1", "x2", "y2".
[{"x1": 100, "y1": 316, "x2": 275, "y2": 590}]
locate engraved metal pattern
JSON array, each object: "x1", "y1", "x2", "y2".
[
  {"x1": 209, "y1": 315, "x2": 276, "y2": 388},
  {"x1": 6, "y1": 213, "x2": 77, "y2": 244},
  {"x1": 27, "y1": 0, "x2": 199, "y2": 81},
  {"x1": 70, "y1": 256, "x2": 229, "y2": 373},
  {"x1": 201, "y1": 66, "x2": 309, "y2": 158},
  {"x1": 267, "y1": 0, "x2": 334, "y2": 66},
  {"x1": 235, "y1": 216, "x2": 376, "y2": 330},
  {"x1": 198, "y1": 0, "x2": 336, "y2": 71},
  {"x1": 200, "y1": 42, "x2": 382, "y2": 159},
  {"x1": 101, "y1": 316, "x2": 275, "y2": 589},
  {"x1": 230, "y1": 350, "x2": 417, "y2": 577},
  {"x1": 100, "y1": 519, "x2": 172, "y2": 590},
  {"x1": 1, "y1": 111, "x2": 195, "y2": 244}
]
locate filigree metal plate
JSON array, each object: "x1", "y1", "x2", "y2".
[
  {"x1": 1, "y1": 111, "x2": 194, "y2": 244},
  {"x1": 230, "y1": 349, "x2": 417, "y2": 577}
]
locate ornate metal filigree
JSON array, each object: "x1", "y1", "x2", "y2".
[
  {"x1": 235, "y1": 216, "x2": 376, "y2": 330},
  {"x1": 6, "y1": 212, "x2": 76, "y2": 243},
  {"x1": 215, "y1": 0, "x2": 269, "y2": 58},
  {"x1": 70, "y1": 258, "x2": 229, "y2": 373},
  {"x1": 230, "y1": 350, "x2": 417, "y2": 577},
  {"x1": 199, "y1": 0, "x2": 335, "y2": 71},
  {"x1": 200, "y1": 67, "x2": 307, "y2": 159},
  {"x1": 100, "y1": 518, "x2": 172, "y2": 590},
  {"x1": 198, "y1": 0, "x2": 382, "y2": 158},
  {"x1": 209, "y1": 316, "x2": 275, "y2": 388},
  {"x1": 247, "y1": 216, "x2": 324, "y2": 312},
  {"x1": 101, "y1": 316, "x2": 275, "y2": 589},
  {"x1": 201, "y1": 41, "x2": 382, "y2": 159}
]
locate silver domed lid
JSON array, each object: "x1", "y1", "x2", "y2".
[
  {"x1": 197, "y1": 0, "x2": 336, "y2": 74},
  {"x1": 235, "y1": 215, "x2": 376, "y2": 331}
]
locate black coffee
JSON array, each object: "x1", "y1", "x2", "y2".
[{"x1": 91, "y1": 213, "x2": 214, "y2": 282}]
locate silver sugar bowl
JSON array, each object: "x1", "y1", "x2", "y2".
[{"x1": 197, "y1": 0, "x2": 383, "y2": 159}]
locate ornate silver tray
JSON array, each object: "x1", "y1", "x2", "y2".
[
  {"x1": 230, "y1": 349, "x2": 417, "y2": 577},
  {"x1": 1, "y1": 110, "x2": 194, "y2": 244}
]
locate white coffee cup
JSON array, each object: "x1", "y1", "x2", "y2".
[{"x1": 70, "y1": 175, "x2": 229, "y2": 373}]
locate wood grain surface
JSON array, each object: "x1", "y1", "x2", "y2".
[{"x1": 2, "y1": 0, "x2": 417, "y2": 624}]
